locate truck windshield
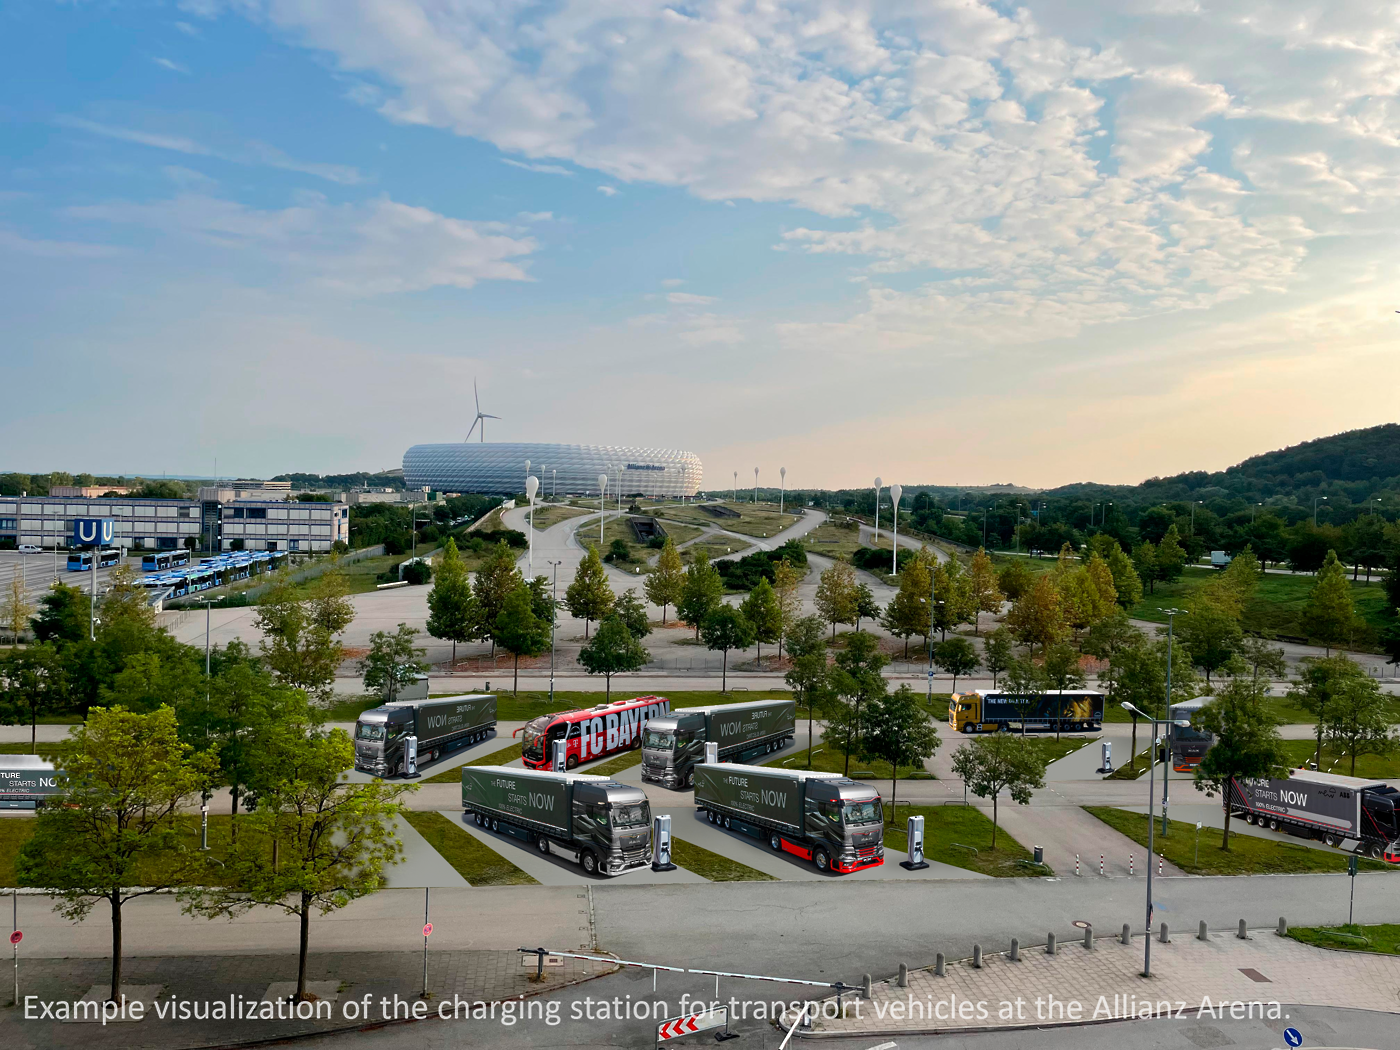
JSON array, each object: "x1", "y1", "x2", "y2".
[
  {"x1": 842, "y1": 800, "x2": 882, "y2": 825},
  {"x1": 356, "y1": 723, "x2": 386, "y2": 742},
  {"x1": 610, "y1": 802, "x2": 651, "y2": 829},
  {"x1": 1173, "y1": 725, "x2": 1212, "y2": 743},
  {"x1": 643, "y1": 730, "x2": 675, "y2": 749}
]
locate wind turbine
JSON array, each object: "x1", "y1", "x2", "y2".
[{"x1": 464, "y1": 379, "x2": 500, "y2": 443}]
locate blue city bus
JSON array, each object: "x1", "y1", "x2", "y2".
[
  {"x1": 170, "y1": 549, "x2": 191, "y2": 567},
  {"x1": 142, "y1": 552, "x2": 174, "y2": 572},
  {"x1": 138, "y1": 548, "x2": 288, "y2": 599},
  {"x1": 67, "y1": 548, "x2": 121, "y2": 571}
]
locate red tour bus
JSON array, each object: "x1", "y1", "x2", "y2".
[{"x1": 518, "y1": 696, "x2": 672, "y2": 770}]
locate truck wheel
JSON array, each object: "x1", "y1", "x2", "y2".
[
  {"x1": 1268, "y1": 819, "x2": 1280, "y2": 831},
  {"x1": 491, "y1": 818, "x2": 499, "y2": 832},
  {"x1": 537, "y1": 836, "x2": 550, "y2": 856},
  {"x1": 581, "y1": 851, "x2": 598, "y2": 875},
  {"x1": 813, "y1": 848, "x2": 830, "y2": 872},
  {"x1": 685, "y1": 771, "x2": 695, "y2": 789},
  {"x1": 722, "y1": 816, "x2": 732, "y2": 830},
  {"x1": 770, "y1": 833, "x2": 782, "y2": 852},
  {"x1": 1324, "y1": 834, "x2": 1338, "y2": 848}
]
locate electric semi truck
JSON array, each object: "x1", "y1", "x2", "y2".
[
  {"x1": 1228, "y1": 770, "x2": 1400, "y2": 862},
  {"x1": 354, "y1": 694, "x2": 496, "y2": 778},
  {"x1": 641, "y1": 698, "x2": 796, "y2": 788},
  {"x1": 461, "y1": 765, "x2": 652, "y2": 876},
  {"x1": 694, "y1": 763, "x2": 884, "y2": 874}
]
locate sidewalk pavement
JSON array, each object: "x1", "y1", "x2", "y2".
[
  {"x1": 806, "y1": 926, "x2": 1400, "y2": 1038},
  {"x1": 3, "y1": 949, "x2": 612, "y2": 1050}
]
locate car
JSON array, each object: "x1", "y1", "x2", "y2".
[{"x1": 18, "y1": 545, "x2": 41, "y2": 554}]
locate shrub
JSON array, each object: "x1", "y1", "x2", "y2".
[
  {"x1": 402, "y1": 561, "x2": 432, "y2": 585},
  {"x1": 851, "y1": 547, "x2": 894, "y2": 573}
]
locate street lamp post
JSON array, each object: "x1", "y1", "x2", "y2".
[
  {"x1": 1161, "y1": 608, "x2": 1187, "y2": 836},
  {"x1": 779, "y1": 467, "x2": 786, "y2": 519},
  {"x1": 525, "y1": 476, "x2": 539, "y2": 573},
  {"x1": 547, "y1": 560, "x2": 562, "y2": 705},
  {"x1": 890, "y1": 484, "x2": 903, "y2": 575},
  {"x1": 873, "y1": 478, "x2": 882, "y2": 541},
  {"x1": 733, "y1": 471, "x2": 738, "y2": 504},
  {"x1": 552, "y1": 468, "x2": 557, "y2": 499},
  {"x1": 524, "y1": 459, "x2": 531, "y2": 494},
  {"x1": 753, "y1": 467, "x2": 759, "y2": 505},
  {"x1": 924, "y1": 579, "x2": 943, "y2": 707},
  {"x1": 1313, "y1": 495, "x2": 1327, "y2": 526},
  {"x1": 1120, "y1": 701, "x2": 1192, "y2": 978},
  {"x1": 981, "y1": 508, "x2": 988, "y2": 547},
  {"x1": 1251, "y1": 503, "x2": 1261, "y2": 523},
  {"x1": 598, "y1": 475, "x2": 608, "y2": 545},
  {"x1": 1190, "y1": 501, "x2": 1203, "y2": 535}
]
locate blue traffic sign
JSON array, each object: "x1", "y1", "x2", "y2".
[
  {"x1": 72, "y1": 518, "x2": 115, "y2": 546},
  {"x1": 1283, "y1": 1026, "x2": 1302, "y2": 1047}
]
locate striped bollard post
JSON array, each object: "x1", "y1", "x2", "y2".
[
  {"x1": 1159, "y1": 854, "x2": 1164, "y2": 876},
  {"x1": 1099, "y1": 854, "x2": 1105, "y2": 877},
  {"x1": 1129, "y1": 854, "x2": 1134, "y2": 877},
  {"x1": 1075, "y1": 854, "x2": 1080, "y2": 877}
]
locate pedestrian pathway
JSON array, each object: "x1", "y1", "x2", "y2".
[{"x1": 808, "y1": 925, "x2": 1400, "y2": 1037}]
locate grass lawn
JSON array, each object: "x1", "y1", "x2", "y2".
[
  {"x1": 767, "y1": 742, "x2": 933, "y2": 781},
  {"x1": 1083, "y1": 806, "x2": 1391, "y2": 875},
  {"x1": 648, "y1": 521, "x2": 705, "y2": 547},
  {"x1": 0, "y1": 741, "x2": 72, "y2": 760},
  {"x1": 1014, "y1": 735, "x2": 1098, "y2": 767},
  {"x1": 1278, "y1": 737, "x2": 1400, "y2": 780},
  {"x1": 800, "y1": 521, "x2": 864, "y2": 562},
  {"x1": 661, "y1": 502, "x2": 800, "y2": 540},
  {"x1": 0, "y1": 818, "x2": 34, "y2": 885},
  {"x1": 883, "y1": 805, "x2": 1047, "y2": 877},
  {"x1": 687, "y1": 541, "x2": 746, "y2": 563},
  {"x1": 528, "y1": 505, "x2": 590, "y2": 531},
  {"x1": 401, "y1": 810, "x2": 537, "y2": 886},
  {"x1": 422, "y1": 741, "x2": 524, "y2": 783},
  {"x1": 670, "y1": 837, "x2": 776, "y2": 881},
  {"x1": 1130, "y1": 566, "x2": 1388, "y2": 652},
  {"x1": 1103, "y1": 750, "x2": 1154, "y2": 780},
  {"x1": 1289, "y1": 923, "x2": 1400, "y2": 956}
]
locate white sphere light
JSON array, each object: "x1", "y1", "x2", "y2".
[
  {"x1": 890, "y1": 484, "x2": 903, "y2": 505},
  {"x1": 874, "y1": 477, "x2": 882, "y2": 489},
  {"x1": 525, "y1": 475, "x2": 539, "y2": 501},
  {"x1": 598, "y1": 473, "x2": 608, "y2": 493}
]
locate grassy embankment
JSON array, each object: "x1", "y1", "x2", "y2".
[
  {"x1": 1084, "y1": 806, "x2": 1391, "y2": 875},
  {"x1": 528, "y1": 505, "x2": 590, "y2": 531},
  {"x1": 659, "y1": 502, "x2": 800, "y2": 540},
  {"x1": 1288, "y1": 924, "x2": 1400, "y2": 956},
  {"x1": 882, "y1": 806, "x2": 1048, "y2": 877},
  {"x1": 400, "y1": 810, "x2": 537, "y2": 886},
  {"x1": 669, "y1": 839, "x2": 776, "y2": 882}
]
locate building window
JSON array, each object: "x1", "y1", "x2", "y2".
[
  {"x1": 228, "y1": 508, "x2": 244, "y2": 519},
  {"x1": 246, "y1": 508, "x2": 267, "y2": 519},
  {"x1": 0, "y1": 518, "x2": 15, "y2": 531},
  {"x1": 289, "y1": 540, "x2": 300, "y2": 551},
  {"x1": 266, "y1": 540, "x2": 278, "y2": 551}
]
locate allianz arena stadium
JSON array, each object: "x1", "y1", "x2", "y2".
[{"x1": 402, "y1": 442, "x2": 704, "y2": 497}]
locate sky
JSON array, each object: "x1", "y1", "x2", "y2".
[{"x1": 3, "y1": 0, "x2": 1400, "y2": 490}]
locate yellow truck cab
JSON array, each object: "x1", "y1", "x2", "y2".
[{"x1": 949, "y1": 690, "x2": 1105, "y2": 734}]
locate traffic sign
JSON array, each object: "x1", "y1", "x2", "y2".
[
  {"x1": 656, "y1": 1007, "x2": 728, "y2": 1044},
  {"x1": 10, "y1": 931, "x2": 21, "y2": 945},
  {"x1": 1283, "y1": 1026, "x2": 1302, "y2": 1047},
  {"x1": 422, "y1": 923, "x2": 433, "y2": 938}
]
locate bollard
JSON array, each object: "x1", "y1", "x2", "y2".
[
  {"x1": 1198, "y1": 921, "x2": 1209, "y2": 941},
  {"x1": 1277, "y1": 917, "x2": 1288, "y2": 937},
  {"x1": 935, "y1": 952, "x2": 946, "y2": 976},
  {"x1": 1009, "y1": 938, "x2": 1020, "y2": 962},
  {"x1": 1075, "y1": 854, "x2": 1080, "y2": 877},
  {"x1": 898, "y1": 963, "x2": 908, "y2": 989},
  {"x1": 1120, "y1": 923, "x2": 1131, "y2": 945},
  {"x1": 1100, "y1": 854, "x2": 1105, "y2": 876},
  {"x1": 1159, "y1": 854, "x2": 1164, "y2": 876},
  {"x1": 1237, "y1": 920, "x2": 1248, "y2": 940},
  {"x1": 1083, "y1": 926, "x2": 1094, "y2": 950},
  {"x1": 1046, "y1": 933, "x2": 1056, "y2": 955},
  {"x1": 862, "y1": 974, "x2": 872, "y2": 1000},
  {"x1": 1159, "y1": 923, "x2": 1169, "y2": 944},
  {"x1": 1130, "y1": 854, "x2": 1134, "y2": 877},
  {"x1": 972, "y1": 944, "x2": 983, "y2": 968}
]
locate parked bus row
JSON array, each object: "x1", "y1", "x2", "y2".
[
  {"x1": 141, "y1": 550, "x2": 192, "y2": 571},
  {"x1": 138, "y1": 549, "x2": 287, "y2": 598},
  {"x1": 66, "y1": 548, "x2": 122, "y2": 571}
]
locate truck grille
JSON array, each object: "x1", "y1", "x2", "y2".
[
  {"x1": 620, "y1": 846, "x2": 650, "y2": 866},
  {"x1": 856, "y1": 845, "x2": 881, "y2": 862}
]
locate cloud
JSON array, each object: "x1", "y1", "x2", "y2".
[
  {"x1": 152, "y1": 57, "x2": 192, "y2": 75},
  {"x1": 0, "y1": 229, "x2": 123, "y2": 259},
  {"x1": 666, "y1": 292, "x2": 716, "y2": 305},
  {"x1": 660, "y1": 278, "x2": 684, "y2": 287},
  {"x1": 54, "y1": 116, "x2": 363, "y2": 185},
  {"x1": 596, "y1": 186, "x2": 618, "y2": 196},
  {"x1": 67, "y1": 194, "x2": 537, "y2": 294},
  {"x1": 517, "y1": 211, "x2": 553, "y2": 222},
  {"x1": 501, "y1": 158, "x2": 573, "y2": 176}
]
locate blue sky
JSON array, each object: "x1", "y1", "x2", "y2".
[{"x1": 4, "y1": 0, "x2": 1400, "y2": 488}]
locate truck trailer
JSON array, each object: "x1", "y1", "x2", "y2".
[
  {"x1": 1228, "y1": 770, "x2": 1400, "y2": 861},
  {"x1": 641, "y1": 698, "x2": 796, "y2": 789},
  {"x1": 355, "y1": 694, "x2": 497, "y2": 778},
  {"x1": 693, "y1": 763, "x2": 884, "y2": 874},
  {"x1": 949, "y1": 690, "x2": 1104, "y2": 734},
  {"x1": 461, "y1": 765, "x2": 652, "y2": 876},
  {"x1": 0, "y1": 756, "x2": 63, "y2": 809}
]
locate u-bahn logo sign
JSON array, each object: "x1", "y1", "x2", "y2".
[{"x1": 72, "y1": 518, "x2": 116, "y2": 546}]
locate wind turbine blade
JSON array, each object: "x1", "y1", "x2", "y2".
[
  {"x1": 465, "y1": 416, "x2": 480, "y2": 442},
  {"x1": 482, "y1": 413, "x2": 501, "y2": 420}
]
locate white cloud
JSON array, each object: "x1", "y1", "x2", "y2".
[
  {"x1": 596, "y1": 186, "x2": 618, "y2": 196},
  {"x1": 54, "y1": 116, "x2": 363, "y2": 185},
  {"x1": 152, "y1": 57, "x2": 192, "y2": 75},
  {"x1": 501, "y1": 158, "x2": 573, "y2": 176},
  {"x1": 517, "y1": 211, "x2": 553, "y2": 222},
  {"x1": 660, "y1": 278, "x2": 685, "y2": 287},
  {"x1": 0, "y1": 229, "x2": 123, "y2": 259},
  {"x1": 67, "y1": 194, "x2": 537, "y2": 295},
  {"x1": 666, "y1": 292, "x2": 716, "y2": 305}
]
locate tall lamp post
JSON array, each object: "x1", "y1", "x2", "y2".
[
  {"x1": 1120, "y1": 701, "x2": 1191, "y2": 978},
  {"x1": 1190, "y1": 500, "x2": 1203, "y2": 536},
  {"x1": 547, "y1": 559, "x2": 562, "y2": 705},
  {"x1": 889, "y1": 484, "x2": 903, "y2": 575},
  {"x1": 732, "y1": 471, "x2": 738, "y2": 504},
  {"x1": 1313, "y1": 495, "x2": 1327, "y2": 526},
  {"x1": 1160, "y1": 608, "x2": 1186, "y2": 836},
  {"x1": 779, "y1": 467, "x2": 786, "y2": 519},
  {"x1": 873, "y1": 477, "x2": 882, "y2": 540},
  {"x1": 753, "y1": 467, "x2": 759, "y2": 505},
  {"x1": 923, "y1": 578, "x2": 942, "y2": 706},
  {"x1": 598, "y1": 475, "x2": 608, "y2": 545},
  {"x1": 524, "y1": 459, "x2": 531, "y2": 494},
  {"x1": 525, "y1": 476, "x2": 539, "y2": 573},
  {"x1": 982, "y1": 508, "x2": 988, "y2": 547},
  {"x1": 552, "y1": 468, "x2": 557, "y2": 499}
]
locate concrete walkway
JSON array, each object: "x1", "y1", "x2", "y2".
[{"x1": 809, "y1": 925, "x2": 1400, "y2": 1037}]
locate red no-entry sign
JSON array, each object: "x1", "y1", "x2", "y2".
[
  {"x1": 422, "y1": 923, "x2": 433, "y2": 938},
  {"x1": 10, "y1": 931, "x2": 21, "y2": 945}
]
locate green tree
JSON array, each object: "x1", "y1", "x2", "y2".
[
  {"x1": 965, "y1": 548, "x2": 1004, "y2": 634},
  {"x1": 827, "y1": 631, "x2": 888, "y2": 773},
  {"x1": 472, "y1": 541, "x2": 523, "y2": 656},
  {"x1": 785, "y1": 615, "x2": 832, "y2": 767},
  {"x1": 1001, "y1": 658, "x2": 1047, "y2": 735},
  {"x1": 357, "y1": 623, "x2": 429, "y2": 701},
  {"x1": 253, "y1": 579, "x2": 346, "y2": 702},
  {"x1": 3, "y1": 578, "x2": 35, "y2": 645},
  {"x1": 996, "y1": 559, "x2": 1034, "y2": 601},
  {"x1": 1109, "y1": 634, "x2": 1198, "y2": 769},
  {"x1": 1177, "y1": 596, "x2": 1244, "y2": 686},
  {"x1": 614, "y1": 588, "x2": 652, "y2": 640},
  {"x1": 1005, "y1": 573, "x2": 1065, "y2": 654},
  {"x1": 426, "y1": 537, "x2": 480, "y2": 663},
  {"x1": 881, "y1": 556, "x2": 931, "y2": 657},
  {"x1": 931, "y1": 558, "x2": 973, "y2": 639},
  {"x1": 814, "y1": 560, "x2": 859, "y2": 639},
  {"x1": 1105, "y1": 545, "x2": 1143, "y2": 608},
  {"x1": 950, "y1": 734, "x2": 1047, "y2": 849},
  {"x1": 771, "y1": 559, "x2": 805, "y2": 660},
  {"x1": 677, "y1": 552, "x2": 724, "y2": 641},
  {"x1": 858, "y1": 685, "x2": 940, "y2": 823},
  {"x1": 1290, "y1": 655, "x2": 1369, "y2": 771},
  {"x1": 1220, "y1": 545, "x2": 1261, "y2": 603},
  {"x1": 17, "y1": 706, "x2": 217, "y2": 1000},
  {"x1": 739, "y1": 577, "x2": 783, "y2": 668},
  {"x1": 1194, "y1": 680, "x2": 1289, "y2": 850},
  {"x1": 1237, "y1": 635, "x2": 1287, "y2": 684},
  {"x1": 1132, "y1": 540, "x2": 1159, "y2": 595},
  {"x1": 1156, "y1": 525, "x2": 1187, "y2": 583},
  {"x1": 1043, "y1": 640, "x2": 1087, "y2": 740},
  {"x1": 31, "y1": 583, "x2": 88, "y2": 643},
  {"x1": 184, "y1": 723, "x2": 409, "y2": 1000},
  {"x1": 1322, "y1": 670, "x2": 1396, "y2": 775},
  {"x1": 0, "y1": 642, "x2": 69, "y2": 752},
  {"x1": 644, "y1": 538, "x2": 686, "y2": 625},
  {"x1": 933, "y1": 636, "x2": 979, "y2": 694},
  {"x1": 1300, "y1": 550, "x2": 1360, "y2": 654},
  {"x1": 493, "y1": 586, "x2": 551, "y2": 694},
  {"x1": 578, "y1": 615, "x2": 649, "y2": 700},
  {"x1": 853, "y1": 583, "x2": 880, "y2": 632},
  {"x1": 99, "y1": 647, "x2": 204, "y2": 715},
  {"x1": 565, "y1": 545, "x2": 615, "y2": 639},
  {"x1": 981, "y1": 628, "x2": 1014, "y2": 688},
  {"x1": 700, "y1": 606, "x2": 755, "y2": 692}
]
